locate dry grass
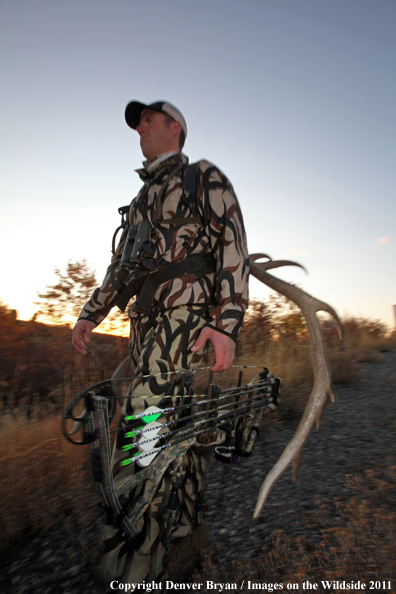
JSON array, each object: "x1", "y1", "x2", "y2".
[
  {"x1": 0, "y1": 409, "x2": 104, "y2": 567},
  {"x1": 0, "y1": 354, "x2": 109, "y2": 555},
  {"x1": 0, "y1": 413, "x2": 78, "y2": 548}
]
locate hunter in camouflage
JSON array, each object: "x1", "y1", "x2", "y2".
[{"x1": 72, "y1": 100, "x2": 249, "y2": 589}]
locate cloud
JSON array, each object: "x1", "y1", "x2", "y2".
[
  {"x1": 290, "y1": 248, "x2": 310, "y2": 256},
  {"x1": 377, "y1": 237, "x2": 389, "y2": 245}
]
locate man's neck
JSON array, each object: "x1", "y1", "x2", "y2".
[
  {"x1": 136, "y1": 152, "x2": 188, "y2": 183},
  {"x1": 144, "y1": 151, "x2": 179, "y2": 173}
]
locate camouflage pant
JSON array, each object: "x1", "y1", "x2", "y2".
[{"x1": 101, "y1": 306, "x2": 208, "y2": 586}]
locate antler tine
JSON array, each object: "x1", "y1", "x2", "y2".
[
  {"x1": 309, "y1": 296, "x2": 343, "y2": 340},
  {"x1": 249, "y1": 253, "x2": 272, "y2": 262},
  {"x1": 262, "y1": 259, "x2": 308, "y2": 274},
  {"x1": 249, "y1": 256, "x2": 342, "y2": 519},
  {"x1": 249, "y1": 253, "x2": 307, "y2": 275},
  {"x1": 251, "y1": 255, "x2": 342, "y2": 339}
]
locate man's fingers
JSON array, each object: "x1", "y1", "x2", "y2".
[
  {"x1": 72, "y1": 327, "x2": 87, "y2": 355},
  {"x1": 191, "y1": 326, "x2": 235, "y2": 372},
  {"x1": 191, "y1": 327, "x2": 211, "y2": 352},
  {"x1": 71, "y1": 320, "x2": 95, "y2": 355},
  {"x1": 84, "y1": 324, "x2": 92, "y2": 343},
  {"x1": 210, "y1": 345, "x2": 234, "y2": 372}
]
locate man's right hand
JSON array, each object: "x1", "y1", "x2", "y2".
[{"x1": 72, "y1": 319, "x2": 96, "y2": 355}]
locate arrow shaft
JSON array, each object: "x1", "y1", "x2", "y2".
[{"x1": 121, "y1": 378, "x2": 273, "y2": 425}]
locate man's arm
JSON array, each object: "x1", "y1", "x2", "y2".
[
  {"x1": 71, "y1": 214, "x2": 132, "y2": 353},
  {"x1": 191, "y1": 161, "x2": 249, "y2": 371},
  {"x1": 71, "y1": 250, "x2": 125, "y2": 354}
]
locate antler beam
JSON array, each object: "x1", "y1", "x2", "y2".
[{"x1": 249, "y1": 253, "x2": 342, "y2": 518}]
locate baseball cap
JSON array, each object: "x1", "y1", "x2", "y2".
[{"x1": 125, "y1": 100, "x2": 187, "y2": 137}]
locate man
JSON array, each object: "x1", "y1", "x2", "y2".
[{"x1": 72, "y1": 100, "x2": 249, "y2": 587}]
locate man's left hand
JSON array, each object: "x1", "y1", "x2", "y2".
[{"x1": 191, "y1": 327, "x2": 235, "y2": 372}]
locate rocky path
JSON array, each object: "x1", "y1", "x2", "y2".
[
  {"x1": 202, "y1": 350, "x2": 396, "y2": 576},
  {"x1": 1, "y1": 351, "x2": 395, "y2": 593}
]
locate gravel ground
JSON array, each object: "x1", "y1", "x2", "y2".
[
  {"x1": 202, "y1": 350, "x2": 396, "y2": 574},
  {"x1": 1, "y1": 351, "x2": 395, "y2": 594}
]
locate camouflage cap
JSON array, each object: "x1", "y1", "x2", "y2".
[{"x1": 125, "y1": 100, "x2": 187, "y2": 137}]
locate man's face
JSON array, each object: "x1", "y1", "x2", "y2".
[{"x1": 136, "y1": 109, "x2": 179, "y2": 160}]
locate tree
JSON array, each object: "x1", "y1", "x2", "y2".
[
  {"x1": 35, "y1": 260, "x2": 98, "y2": 326},
  {"x1": 34, "y1": 259, "x2": 130, "y2": 335}
]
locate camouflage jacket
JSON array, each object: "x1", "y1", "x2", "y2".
[{"x1": 78, "y1": 153, "x2": 249, "y2": 341}]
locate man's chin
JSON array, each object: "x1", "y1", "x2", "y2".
[{"x1": 140, "y1": 144, "x2": 155, "y2": 161}]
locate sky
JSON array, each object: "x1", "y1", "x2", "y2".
[{"x1": 1, "y1": 0, "x2": 395, "y2": 330}]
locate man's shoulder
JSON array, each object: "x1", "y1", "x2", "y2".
[
  {"x1": 192, "y1": 158, "x2": 218, "y2": 172},
  {"x1": 193, "y1": 158, "x2": 215, "y2": 170},
  {"x1": 191, "y1": 159, "x2": 228, "y2": 183}
]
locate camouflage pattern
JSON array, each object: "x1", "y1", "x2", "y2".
[
  {"x1": 100, "y1": 306, "x2": 208, "y2": 585},
  {"x1": 235, "y1": 409, "x2": 265, "y2": 455},
  {"x1": 78, "y1": 152, "x2": 249, "y2": 342}
]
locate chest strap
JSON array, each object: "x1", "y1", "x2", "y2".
[
  {"x1": 136, "y1": 252, "x2": 215, "y2": 315},
  {"x1": 115, "y1": 253, "x2": 215, "y2": 314},
  {"x1": 159, "y1": 215, "x2": 202, "y2": 226}
]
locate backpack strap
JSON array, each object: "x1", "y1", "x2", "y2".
[
  {"x1": 158, "y1": 162, "x2": 202, "y2": 226},
  {"x1": 183, "y1": 161, "x2": 198, "y2": 202}
]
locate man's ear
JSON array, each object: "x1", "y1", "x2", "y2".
[{"x1": 171, "y1": 120, "x2": 182, "y2": 138}]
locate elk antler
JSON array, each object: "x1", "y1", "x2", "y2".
[{"x1": 249, "y1": 253, "x2": 342, "y2": 519}]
